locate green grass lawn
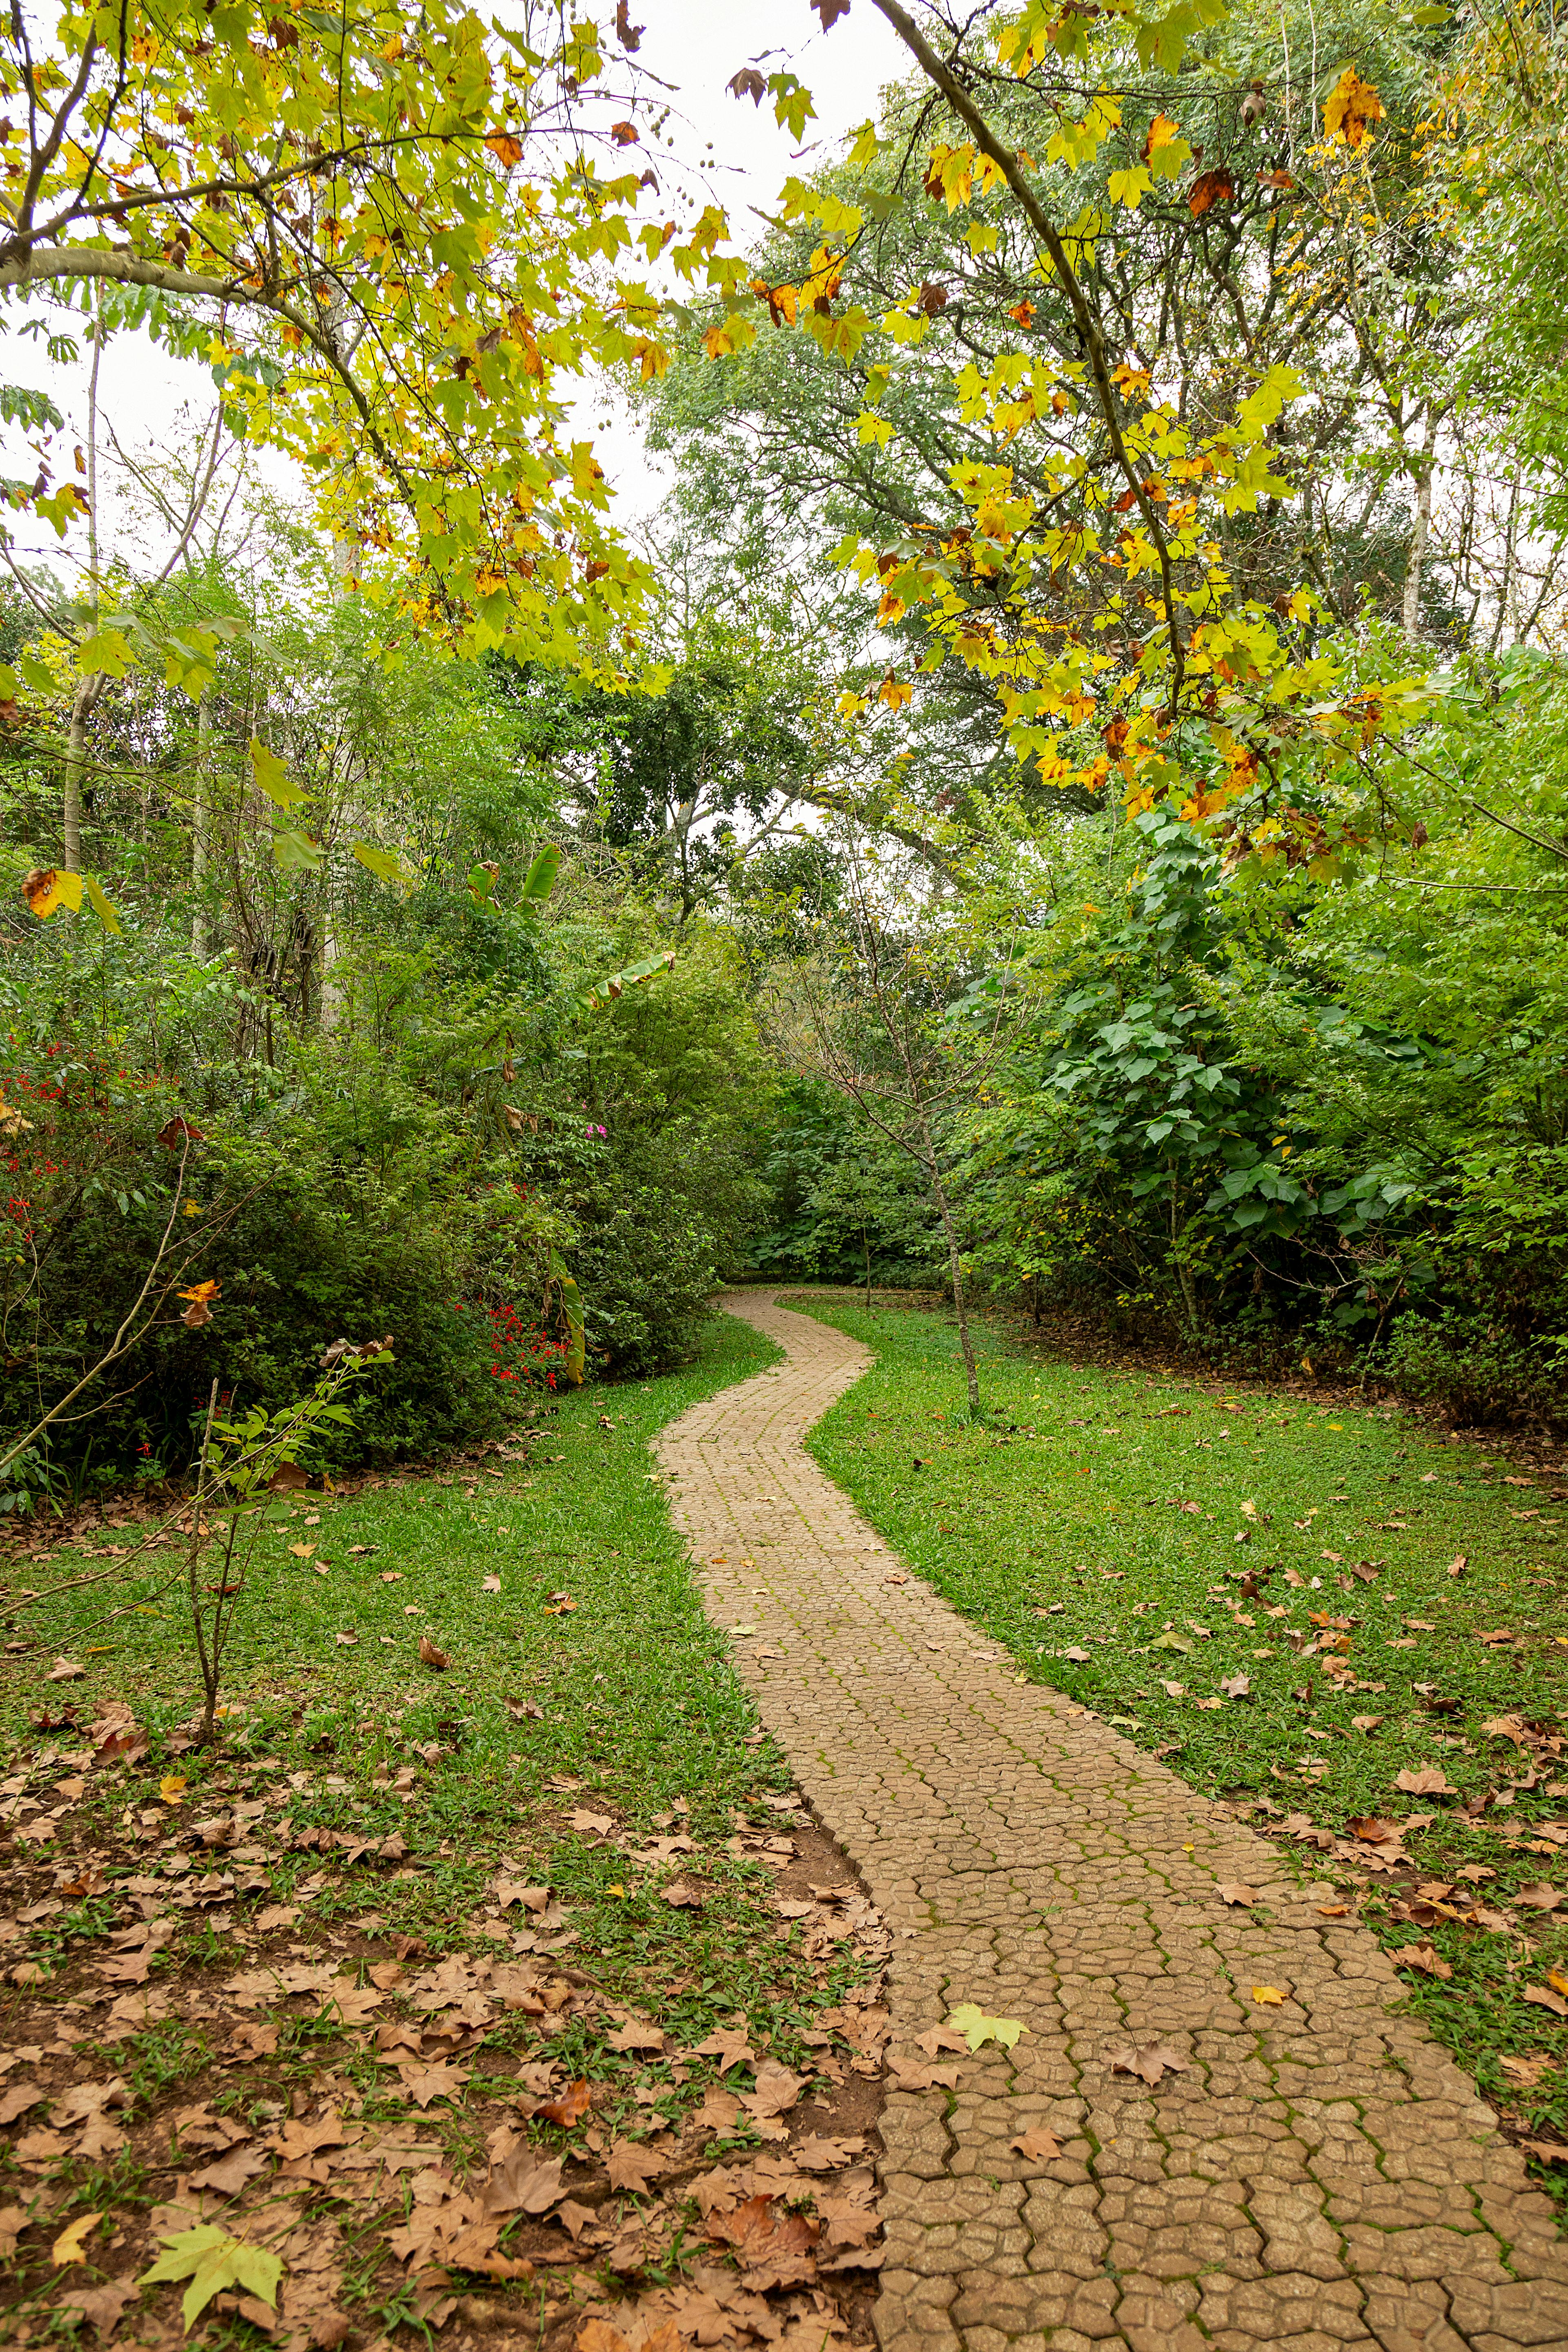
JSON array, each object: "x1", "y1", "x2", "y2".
[
  {"x1": 0, "y1": 1312, "x2": 889, "y2": 2348},
  {"x1": 3, "y1": 1311, "x2": 833, "y2": 2031},
  {"x1": 793, "y1": 1291, "x2": 1568, "y2": 2194}
]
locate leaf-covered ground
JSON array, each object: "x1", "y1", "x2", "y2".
[
  {"x1": 793, "y1": 1291, "x2": 1568, "y2": 2212},
  {"x1": 0, "y1": 1315, "x2": 889, "y2": 2351}
]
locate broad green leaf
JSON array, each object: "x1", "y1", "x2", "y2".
[
  {"x1": 272, "y1": 828, "x2": 324, "y2": 873},
  {"x1": 352, "y1": 842, "x2": 416, "y2": 890},
  {"x1": 75, "y1": 629, "x2": 135, "y2": 677},
  {"x1": 521, "y1": 844, "x2": 561, "y2": 903},
  {"x1": 947, "y1": 2002, "x2": 1026, "y2": 2051},
  {"x1": 579, "y1": 948, "x2": 676, "y2": 1012},
  {"x1": 250, "y1": 739, "x2": 310, "y2": 813}
]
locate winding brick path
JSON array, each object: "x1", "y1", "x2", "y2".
[{"x1": 657, "y1": 1290, "x2": 1568, "y2": 2352}]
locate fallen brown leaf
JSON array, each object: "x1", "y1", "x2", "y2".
[
  {"x1": 742, "y1": 2060, "x2": 804, "y2": 2120},
  {"x1": 189, "y1": 2142, "x2": 269, "y2": 2196},
  {"x1": 1010, "y1": 2125, "x2": 1063, "y2": 2160},
  {"x1": 1108, "y1": 2041, "x2": 1190, "y2": 2087},
  {"x1": 606, "y1": 2136, "x2": 667, "y2": 2195},
  {"x1": 1400, "y1": 1941, "x2": 1453, "y2": 1981},
  {"x1": 58, "y1": 2281, "x2": 139, "y2": 2340},
  {"x1": 1348, "y1": 1816, "x2": 1402, "y2": 1844},
  {"x1": 532, "y1": 2078, "x2": 592, "y2": 2128}
]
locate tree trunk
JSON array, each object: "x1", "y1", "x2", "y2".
[
  {"x1": 191, "y1": 691, "x2": 212, "y2": 953},
  {"x1": 1402, "y1": 414, "x2": 1439, "y2": 638},
  {"x1": 920, "y1": 1109, "x2": 980, "y2": 1418},
  {"x1": 62, "y1": 677, "x2": 91, "y2": 871},
  {"x1": 64, "y1": 304, "x2": 106, "y2": 873}
]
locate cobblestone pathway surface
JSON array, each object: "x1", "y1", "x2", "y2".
[{"x1": 656, "y1": 1290, "x2": 1568, "y2": 2352}]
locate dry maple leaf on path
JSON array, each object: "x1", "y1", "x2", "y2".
[
  {"x1": 1010, "y1": 2125, "x2": 1063, "y2": 2161},
  {"x1": 1108, "y1": 2041, "x2": 1191, "y2": 2086}
]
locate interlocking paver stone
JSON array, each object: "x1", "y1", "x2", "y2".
[{"x1": 657, "y1": 1290, "x2": 1568, "y2": 2350}]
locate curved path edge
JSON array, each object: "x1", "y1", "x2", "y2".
[{"x1": 657, "y1": 1289, "x2": 1568, "y2": 2352}]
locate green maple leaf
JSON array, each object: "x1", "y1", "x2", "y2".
[
  {"x1": 947, "y1": 2002, "x2": 1027, "y2": 2052},
  {"x1": 138, "y1": 2224, "x2": 284, "y2": 2334}
]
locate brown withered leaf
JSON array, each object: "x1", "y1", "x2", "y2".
[
  {"x1": 225, "y1": 2020, "x2": 279, "y2": 2064},
  {"x1": 531, "y1": 2078, "x2": 591, "y2": 2127},
  {"x1": 1500, "y1": 2053, "x2": 1554, "y2": 2088},
  {"x1": 915, "y1": 2022, "x2": 971, "y2": 2058},
  {"x1": 1216, "y1": 1882, "x2": 1258, "y2": 1907},
  {"x1": 606, "y1": 2136, "x2": 667, "y2": 2196},
  {"x1": 58, "y1": 2281, "x2": 139, "y2": 2340},
  {"x1": 706, "y1": 2193, "x2": 820, "y2": 2292},
  {"x1": 1395, "y1": 1765, "x2": 1455, "y2": 1796},
  {"x1": 741, "y1": 2060, "x2": 804, "y2": 2119},
  {"x1": 0, "y1": 2082, "x2": 44, "y2": 2127},
  {"x1": 1348, "y1": 1815, "x2": 1402, "y2": 1844},
  {"x1": 1525, "y1": 1984, "x2": 1568, "y2": 2019},
  {"x1": 1514, "y1": 1882, "x2": 1565, "y2": 1912},
  {"x1": 189, "y1": 2141, "x2": 269, "y2": 2196},
  {"x1": 417, "y1": 1635, "x2": 448, "y2": 1670},
  {"x1": 483, "y1": 2148, "x2": 565, "y2": 2216},
  {"x1": 393, "y1": 2058, "x2": 470, "y2": 2109},
  {"x1": 606, "y1": 2018, "x2": 664, "y2": 2055},
  {"x1": 1010, "y1": 2125, "x2": 1063, "y2": 2161},
  {"x1": 1189, "y1": 165, "x2": 1235, "y2": 214},
  {"x1": 693, "y1": 2026, "x2": 755, "y2": 2072},
  {"x1": 1399, "y1": 1941, "x2": 1453, "y2": 1980},
  {"x1": 1108, "y1": 2041, "x2": 1190, "y2": 2087}
]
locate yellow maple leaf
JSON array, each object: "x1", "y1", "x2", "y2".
[
  {"x1": 159, "y1": 1774, "x2": 187, "y2": 1806},
  {"x1": 22, "y1": 868, "x2": 84, "y2": 921},
  {"x1": 1324, "y1": 69, "x2": 1384, "y2": 149}
]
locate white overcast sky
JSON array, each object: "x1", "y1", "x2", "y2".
[{"x1": 0, "y1": 0, "x2": 906, "y2": 582}]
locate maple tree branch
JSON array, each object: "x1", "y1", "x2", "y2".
[
  {"x1": 0, "y1": 245, "x2": 422, "y2": 512},
  {"x1": 868, "y1": 0, "x2": 1187, "y2": 711}
]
